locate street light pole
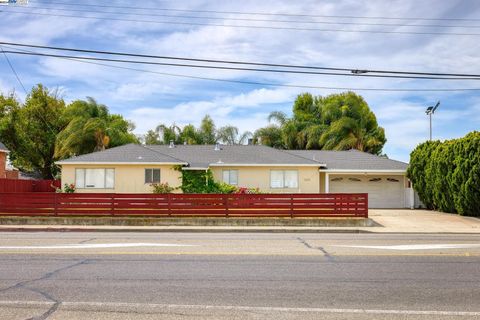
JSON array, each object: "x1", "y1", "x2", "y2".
[{"x1": 425, "y1": 101, "x2": 440, "y2": 141}]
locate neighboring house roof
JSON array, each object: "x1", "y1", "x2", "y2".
[
  {"x1": 286, "y1": 149, "x2": 408, "y2": 171},
  {"x1": 56, "y1": 144, "x2": 187, "y2": 165},
  {"x1": 146, "y1": 145, "x2": 320, "y2": 168},
  {"x1": 0, "y1": 142, "x2": 9, "y2": 153}
]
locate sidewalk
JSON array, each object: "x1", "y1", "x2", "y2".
[{"x1": 0, "y1": 209, "x2": 478, "y2": 233}]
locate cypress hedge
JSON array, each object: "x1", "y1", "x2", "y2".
[{"x1": 407, "y1": 131, "x2": 480, "y2": 216}]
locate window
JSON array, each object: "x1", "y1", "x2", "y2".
[
  {"x1": 145, "y1": 169, "x2": 161, "y2": 184},
  {"x1": 270, "y1": 170, "x2": 298, "y2": 188},
  {"x1": 75, "y1": 168, "x2": 115, "y2": 189},
  {"x1": 369, "y1": 178, "x2": 382, "y2": 182},
  {"x1": 348, "y1": 177, "x2": 361, "y2": 182},
  {"x1": 222, "y1": 170, "x2": 238, "y2": 185},
  {"x1": 387, "y1": 178, "x2": 399, "y2": 182},
  {"x1": 331, "y1": 177, "x2": 343, "y2": 182}
]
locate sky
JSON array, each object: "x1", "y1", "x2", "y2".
[{"x1": 0, "y1": 0, "x2": 479, "y2": 162}]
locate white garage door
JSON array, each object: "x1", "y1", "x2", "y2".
[{"x1": 329, "y1": 175, "x2": 404, "y2": 208}]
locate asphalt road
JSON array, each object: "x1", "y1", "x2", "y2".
[{"x1": 0, "y1": 232, "x2": 479, "y2": 319}]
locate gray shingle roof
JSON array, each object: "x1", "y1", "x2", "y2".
[
  {"x1": 146, "y1": 145, "x2": 319, "y2": 168},
  {"x1": 56, "y1": 144, "x2": 186, "y2": 164},
  {"x1": 57, "y1": 143, "x2": 407, "y2": 172},
  {"x1": 286, "y1": 149, "x2": 408, "y2": 171},
  {"x1": 0, "y1": 142, "x2": 8, "y2": 152}
]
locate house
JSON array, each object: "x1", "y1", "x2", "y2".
[
  {"x1": 0, "y1": 142, "x2": 18, "y2": 179},
  {"x1": 57, "y1": 143, "x2": 415, "y2": 208}
]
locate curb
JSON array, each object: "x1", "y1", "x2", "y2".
[{"x1": 0, "y1": 226, "x2": 372, "y2": 233}]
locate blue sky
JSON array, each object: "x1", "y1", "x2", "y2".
[{"x1": 1, "y1": 0, "x2": 479, "y2": 162}]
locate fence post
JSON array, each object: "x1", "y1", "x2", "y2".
[
  {"x1": 225, "y1": 194, "x2": 229, "y2": 218},
  {"x1": 53, "y1": 192, "x2": 58, "y2": 216},
  {"x1": 167, "y1": 193, "x2": 171, "y2": 216},
  {"x1": 290, "y1": 195, "x2": 294, "y2": 218},
  {"x1": 110, "y1": 194, "x2": 115, "y2": 216},
  {"x1": 364, "y1": 193, "x2": 369, "y2": 218}
]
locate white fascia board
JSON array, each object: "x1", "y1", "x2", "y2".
[
  {"x1": 182, "y1": 167, "x2": 209, "y2": 170},
  {"x1": 321, "y1": 169, "x2": 406, "y2": 174},
  {"x1": 56, "y1": 161, "x2": 187, "y2": 165},
  {"x1": 0, "y1": 149, "x2": 9, "y2": 153},
  {"x1": 208, "y1": 163, "x2": 321, "y2": 167}
]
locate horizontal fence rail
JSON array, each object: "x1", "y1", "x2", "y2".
[
  {"x1": 0, "y1": 179, "x2": 60, "y2": 192},
  {"x1": 0, "y1": 193, "x2": 368, "y2": 218}
]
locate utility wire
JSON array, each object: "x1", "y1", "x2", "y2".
[
  {"x1": 3, "y1": 9, "x2": 480, "y2": 36},
  {"x1": 11, "y1": 5, "x2": 480, "y2": 29},
  {"x1": 5, "y1": 45, "x2": 480, "y2": 92},
  {"x1": 1, "y1": 45, "x2": 58, "y2": 134},
  {"x1": 29, "y1": 1, "x2": 480, "y2": 22},
  {"x1": 4, "y1": 50, "x2": 480, "y2": 81},
  {"x1": 1, "y1": 46, "x2": 27, "y2": 94},
  {"x1": 1, "y1": 41, "x2": 479, "y2": 78}
]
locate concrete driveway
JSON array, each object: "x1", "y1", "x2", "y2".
[{"x1": 369, "y1": 209, "x2": 480, "y2": 233}]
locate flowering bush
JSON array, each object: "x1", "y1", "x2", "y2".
[
  {"x1": 151, "y1": 182, "x2": 175, "y2": 194},
  {"x1": 235, "y1": 187, "x2": 261, "y2": 194},
  {"x1": 63, "y1": 183, "x2": 76, "y2": 193}
]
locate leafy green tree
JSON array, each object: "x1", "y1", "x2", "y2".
[
  {"x1": 144, "y1": 129, "x2": 161, "y2": 145},
  {"x1": 253, "y1": 125, "x2": 284, "y2": 148},
  {"x1": 180, "y1": 124, "x2": 201, "y2": 144},
  {"x1": 55, "y1": 97, "x2": 137, "y2": 158},
  {"x1": 0, "y1": 85, "x2": 67, "y2": 178},
  {"x1": 257, "y1": 92, "x2": 386, "y2": 154},
  {"x1": 199, "y1": 115, "x2": 217, "y2": 144}
]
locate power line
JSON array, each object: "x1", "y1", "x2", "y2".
[
  {"x1": 1, "y1": 41, "x2": 480, "y2": 79},
  {"x1": 3, "y1": 9, "x2": 480, "y2": 36},
  {"x1": 5, "y1": 45, "x2": 480, "y2": 92},
  {"x1": 1, "y1": 46, "x2": 27, "y2": 94},
  {"x1": 11, "y1": 5, "x2": 480, "y2": 29},
  {"x1": 29, "y1": 1, "x2": 480, "y2": 22},
  {"x1": 0, "y1": 45, "x2": 59, "y2": 135},
  {"x1": 5, "y1": 50, "x2": 480, "y2": 81}
]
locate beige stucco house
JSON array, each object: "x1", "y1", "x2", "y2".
[{"x1": 57, "y1": 143, "x2": 414, "y2": 208}]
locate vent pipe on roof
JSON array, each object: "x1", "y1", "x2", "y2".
[
  {"x1": 214, "y1": 143, "x2": 221, "y2": 151},
  {"x1": 169, "y1": 140, "x2": 174, "y2": 148}
]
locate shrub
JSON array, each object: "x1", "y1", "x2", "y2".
[
  {"x1": 63, "y1": 183, "x2": 76, "y2": 193},
  {"x1": 151, "y1": 182, "x2": 175, "y2": 194},
  {"x1": 235, "y1": 187, "x2": 261, "y2": 194},
  {"x1": 407, "y1": 131, "x2": 480, "y2": 216}
]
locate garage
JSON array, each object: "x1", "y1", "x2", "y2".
[{"x1": 329, "y1": 174, "x2": 405, "y2": 208}]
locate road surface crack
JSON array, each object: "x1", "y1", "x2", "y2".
[
  {"x1": 0, "y1": 259, "x2": 91, "y2": 319},
  {"x1": 78, "y1": 238, "x2": 96, "y2": 244},
  {"x1": 296, "y1": 237, "x2": 334, "y2": 261}
]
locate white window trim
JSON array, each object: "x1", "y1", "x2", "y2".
[
  {"x1": 270, "y1": 170, "x2": 299, "y2": 189},
  {"x1": 75, "y1": 168, "x2": 115, "y2": 189}
]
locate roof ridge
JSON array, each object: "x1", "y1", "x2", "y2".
[
  {"x1": 142, "y1": 144, "x2": 189, "y2": 164},
  {"x1": 278, "y1": 148, "x2": 323, "y2": 164}
]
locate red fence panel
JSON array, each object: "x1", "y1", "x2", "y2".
[
  {"x1": 0, "y1": 192, "x2": 368, "y2": 218},
  {"x1": 0, "y1": 179, "x2": 60, "y2": 192}
]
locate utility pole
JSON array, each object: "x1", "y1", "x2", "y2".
[{"x1": 425, "y1": 101, "x2": 440, "y2": 141}]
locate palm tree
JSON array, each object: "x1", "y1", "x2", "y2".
[
  {"x1": 217, "y1": 125, "x2": 252, "y2": 145},
  {"x1": 55, "y1": 97, "x2": 137, "y2": 158}
]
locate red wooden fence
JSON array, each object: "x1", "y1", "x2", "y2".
[
  {"x1": 0, "y1": 193, "x2": 368, "y2": 217},
  {"x1": 0, "y1": 179, "x2": 60, "y2": 192}
]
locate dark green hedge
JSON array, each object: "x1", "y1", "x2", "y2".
[{"x1": 407, "y1": 131, "x2": 480, "y2": 216}]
